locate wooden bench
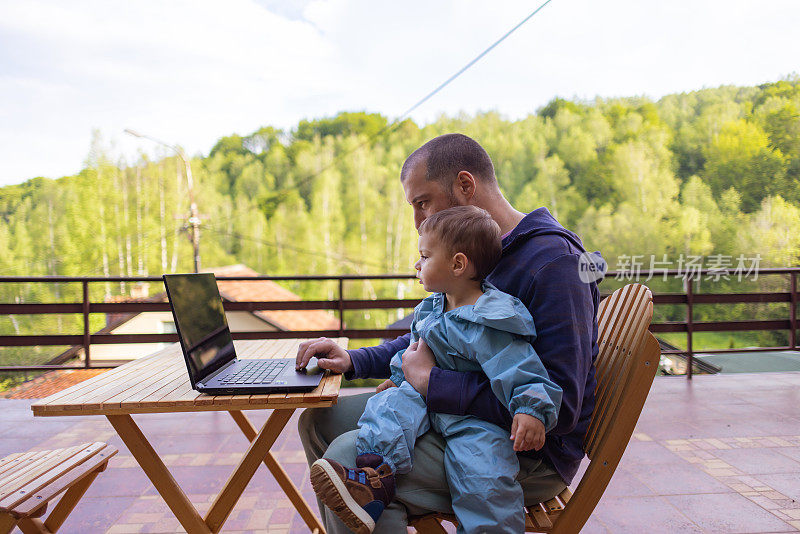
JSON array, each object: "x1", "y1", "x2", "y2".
[
  {"x1": 412, "y1": 283, "x2": 660, "y2": 533},
  {"x1": 0, "y1": 442, "x2": 117, "y2": 534}
]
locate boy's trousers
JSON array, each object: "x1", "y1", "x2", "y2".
[
  {"x1": 299, "y1": 391, "x2": 567, "y2": 534},
  {"x1": 358, "y1": 382, "x2": 522, "y2": 533}
]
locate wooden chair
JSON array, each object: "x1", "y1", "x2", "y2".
[
  {"x1": 411, "y1": 283, "x2": 659, "y2": 533},
  {"x1": 0, "y1": 442, "x2": 117, "y2": 534}
]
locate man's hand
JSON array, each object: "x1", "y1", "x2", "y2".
[
  {"x1": 375, "y1": 379, "x2": 397, "y2": 393},
  {"x1": 510, "y1": 413, "x2": 546, "y2": 452},
  {"x1": 295, "y1": 337, "x2": 353, "y2": 374},
  {"x1": 401, "y1": 338, "x2": 436, "y2": 396}
]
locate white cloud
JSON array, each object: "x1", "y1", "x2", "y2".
[{"x1": 0, "y1": 0, "x2": 798, "y2": 185}]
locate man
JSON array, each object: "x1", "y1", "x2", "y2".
[{"x1": 296, "y1": 133, "x2": 602, "y2": 533}]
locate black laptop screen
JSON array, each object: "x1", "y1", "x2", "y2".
[{"x1": 163, "y1": 273, "x2": 236, "y2": 383}]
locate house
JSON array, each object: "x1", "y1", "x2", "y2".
[{"x1": 51, "y1": 265, "x2": 341, "y2": 365}]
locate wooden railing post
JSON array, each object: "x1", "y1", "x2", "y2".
[
  {"x1": 686, "y1": 275, "x2": 694, "y2": 380},
  {"x1": 338, "y1": 277, "x2": 344, "y2": 338},
  {"x1": 82, "y1": 280, "x2": 91, "y2": 368},
  {"x1": 791, "y1": 272, "x2": 797, "y2": 350}
]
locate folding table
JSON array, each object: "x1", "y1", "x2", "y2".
[{"x1": 32, "y1": 338, "x2": 345, "y2": 534}]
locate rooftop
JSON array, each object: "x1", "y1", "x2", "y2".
[
  {"x1": 2, "y1": 373, "x2": 800, "y2": 533},
  {"x1": 209, "y1": 265, "x2": 341, "y2": 332},
  {"x1": 46, "y1": 264, "x2": 341, "y2": 366},
  {"x1": 1, "y1": 369, "x2": 109, "y2": 399},
  {"x1": 696, "y1": 351, "x2": 800, "y2": 374}
]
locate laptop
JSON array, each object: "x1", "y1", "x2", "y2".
[{"x1": 163, "y1": 273, "x2": 324, "y2": 394}]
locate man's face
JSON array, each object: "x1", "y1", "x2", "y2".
[{"x1": 402, "y1": 161, "x2": 460, "y2": 230}]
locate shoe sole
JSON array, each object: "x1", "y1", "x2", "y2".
[{"x1": 310, "y1": 459, "x2": 375, "y2": 534}]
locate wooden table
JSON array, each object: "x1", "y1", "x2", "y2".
[{"x1": 31, "y1": 338, "x2": 346, "y2": 534}]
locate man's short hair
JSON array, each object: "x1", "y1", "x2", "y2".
[
  {"x1": 400, "y1": 134, "x2": 496, "y2": 188},
  {"x1": 418, "y1": 205, "x2": 501, "y2": 281}
]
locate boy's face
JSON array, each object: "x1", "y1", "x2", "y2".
[{"x1": 414, "y1": 231, "x2": 454, "y2": 293}]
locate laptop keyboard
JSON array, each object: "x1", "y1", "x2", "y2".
[{"x1": 218, "y1": 360, "x2": 287, "y2": 385}]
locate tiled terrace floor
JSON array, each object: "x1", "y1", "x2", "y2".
[{"x1": 2, "y1": 373, "x2": 800, "y2": 533}]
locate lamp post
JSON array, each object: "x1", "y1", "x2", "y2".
[{"x1": 124, "y1": 129, "x2": 201, "y2": 273}]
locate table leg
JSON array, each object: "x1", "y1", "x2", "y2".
[
  {"x1": 107, "y1": 415, "x2": 210, "y2": 534},
  {"x1": 229, "y1": 410, "x2": 326, "y2": 534},
  {"x1": 204, "y1": 409, "x2": 293, "y2": 533}
]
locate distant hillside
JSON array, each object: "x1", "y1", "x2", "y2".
[{"x1": 1, "y1": 79, "x2": 799, "y2": 375}]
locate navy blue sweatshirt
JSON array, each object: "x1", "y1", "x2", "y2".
[{"x1": 347, "y1": 208, "x2": 603, "y2": 484}]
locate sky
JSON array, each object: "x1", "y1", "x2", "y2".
[{"x1": 0, "y1": 0, "x2": 797, "y2": 186}]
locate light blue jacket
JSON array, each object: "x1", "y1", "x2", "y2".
[{"x1": 389, "y1": 282, "x2": 562, "y2": 431}]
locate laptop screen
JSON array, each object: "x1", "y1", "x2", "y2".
[{"x1": 163, "y1": 273, "x2": 236, "y2": 385}]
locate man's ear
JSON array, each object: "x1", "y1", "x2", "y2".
[
  {"x1": 454, "y1": 171, "x2": 476, "y2": 202},
  {"x1": 452, "y1": 252, "x2": 469, "y2": 277}
]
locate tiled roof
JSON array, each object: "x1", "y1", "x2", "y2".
[
  {"x1": 99, "y1": 265, "x2": 340, "y2": 333},
  {"x1": 1, "y1": 369, "x2": 109, "y2": 399},
  {"x1": 47, "y1": 265, "x2": 340, "y2": 366},
  {"x1": 209, "y1": 265, "x2": 340, "y2": 331}
]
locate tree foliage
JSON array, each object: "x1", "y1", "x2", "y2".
[{"x1": 1, "y1": 80, "x2": 800, "y2": 372}]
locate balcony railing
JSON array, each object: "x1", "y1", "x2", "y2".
[{"x1": 1, "y1": 269, "x2": 798, "y2": 379}]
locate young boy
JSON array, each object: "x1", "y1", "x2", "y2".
[{"x1": 310, "y1": 206, "x2": 562, "y2": 534}]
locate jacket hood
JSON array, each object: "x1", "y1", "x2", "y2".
[
  {"x1": 504, "y1": 207, "x2": 586, "y2": 254},
  {"x1": 446, "y1": 282, "x2": 536, "y2": 337},
  {"x1": 504, "y1": 208, "x2": 607, "y2": 282}
]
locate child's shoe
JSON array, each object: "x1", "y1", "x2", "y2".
[{"x1": 310, "y1": 453, "x2": 395, "y2": 533}]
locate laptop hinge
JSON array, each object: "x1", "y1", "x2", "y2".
[{"x1": 198, "y1": 358, "x2": 236, "y2": 386}]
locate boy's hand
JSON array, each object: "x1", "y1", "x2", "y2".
[
  {"x1": 375, "y1": 379, "x2": 397, "y2": 393},
  {"x1": 510, "y1": 413, "x2": 546, "y2": 452}
]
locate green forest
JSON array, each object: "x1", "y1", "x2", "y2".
[{"x1": 2, "y1": 79, "x2": 800, "y2": 386}]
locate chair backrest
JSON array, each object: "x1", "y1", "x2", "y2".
[
  {"x1": 550, "y1": 283, "x2": 659, "y2": 533},
  {"x1": 585, "y1": 283, "x2": 655, "y2": 456}
]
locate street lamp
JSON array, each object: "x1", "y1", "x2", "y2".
[{"x1": 124, "y1": 129, "x2": 201, "y2": 273}]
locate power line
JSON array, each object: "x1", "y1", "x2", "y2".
[
  {"x1": 288, "y1": 0, "x2": 554, "y2": 192},
  {"x1": 202, "y1": 225, "x2": 396, "y2": 272},
  {"x1": 395, "y1": 0, "x2": 554, "y2": 123},
  {"x1": 85, "y1": 229, "x2": 180, "y2": 277},
  {"x1": 2, "y1": 4, "x2": 553, "y2": 281},
  {"x1": 0, "y1": 227, "x2": 170, "y2": 277},
  {"x1": 55, "y1": 227, "x2": 181, "y2": 278},
  {"x1": 203, "y1": 225, "x2": 391, "y2": 271}
]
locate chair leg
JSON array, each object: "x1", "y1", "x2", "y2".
[
  {"x1": 413, "y1": 517, "x2": 448, "y2": 534},
  {"x1": 0, "y1": 513, "x2": 16, "y2": 534},
  {"x1": 43, "y1": 468, "x2": 102, "y2": 533}
]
